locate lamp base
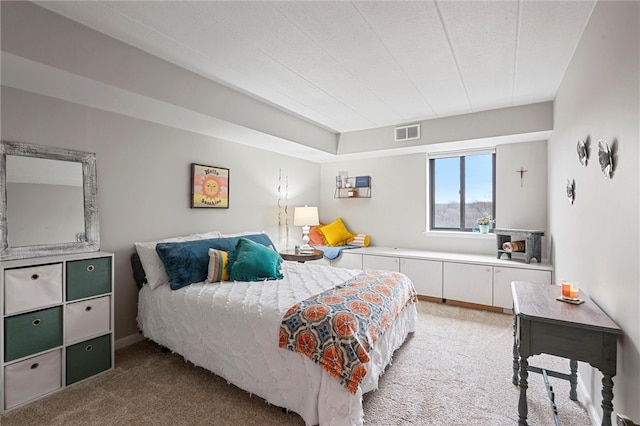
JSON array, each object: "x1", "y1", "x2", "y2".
[{"x1": 301, "y1": 225, "x2": 311, "y2": 248}]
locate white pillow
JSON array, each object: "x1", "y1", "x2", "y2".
[
  {"x1": 134, "y1": 231, "x2": 222, "y2": 289},
  {"x1": 219, "y1": 230, "x2": 266, "y2": 238}
]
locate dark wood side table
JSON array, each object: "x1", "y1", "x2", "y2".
[
  {"x1": 279, "y1": 249, "x2": 324, "y2": 263},
  {"x1": 511, "y1": 281, "x2": 622, "y2": 426}
]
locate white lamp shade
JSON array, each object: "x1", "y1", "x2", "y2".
[{"x1": 293, "y1": 206, "x2": 319, "y2": 226}]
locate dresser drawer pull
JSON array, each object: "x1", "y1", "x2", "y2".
[
  {"x1": 32, "y1": 318, "x2": 41, "y2": 326},
  {"x1": 85, "y1": 345, "x2": 93, "y2": 352},
  {"x1": 30, "y1": 363, "x2": 39, "y2": 370},
  {"x1": 86, "y1": 265, "x2": 95, "y2": 272},
  {"x1": 85, "y1": 306, "x2": 92, "y2": 312},
  {"x1": 30, "y1": 273, "x2": 40, "y2": 280}
]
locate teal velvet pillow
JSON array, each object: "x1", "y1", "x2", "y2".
[
  {"x1": 156, "y1": 234, "x2": 276, "y2": 290},
  {"x1": 227, "y1": 238, "x2": 284, "y2": 282}
]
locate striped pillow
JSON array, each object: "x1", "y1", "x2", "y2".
[
  {"x1": 207, "y1": 248, "x2": 230, "y2": 282},
  {"x1": 350, "y1": 233, "x2": 370, "y2": 247}
]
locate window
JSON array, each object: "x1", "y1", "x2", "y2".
[{"x1": 429, "y1": 151, "x2": 495, "y2": 232}]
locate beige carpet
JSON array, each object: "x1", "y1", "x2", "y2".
[{"x1": 1, "y1": 301, "x2": 592, "y2": 425}]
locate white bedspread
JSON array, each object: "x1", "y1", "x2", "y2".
[{"x1": 137, "y1": 262, "x2": 417, "y2": 426}]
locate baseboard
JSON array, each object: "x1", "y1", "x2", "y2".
[
  {"x1": 115, "y1": 332, "x2": 145, "y2": 350},
  {"x1": 443, "y1": 298, "x2": 505, "y2": 314},
  {"x1": 416, "y1": 295, "x2": 443, "y2": 303},
  {"x1": 577, "y1": 374, "x2": 601, "y2": 426},
  {"x1": 417, "y1": 295, "x2": 507, "y2": 314}
]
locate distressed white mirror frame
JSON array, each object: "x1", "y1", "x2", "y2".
[{"x1": 0, "y1": 140, "x2": 99, "y2": 260}]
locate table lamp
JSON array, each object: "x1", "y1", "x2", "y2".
[{"x1": 293, "y1": 205, "x2": 319, "y2": 251}]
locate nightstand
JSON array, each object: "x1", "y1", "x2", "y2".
[{"x1": 279, "y1": 249, "x2": 324, "y2": 263}]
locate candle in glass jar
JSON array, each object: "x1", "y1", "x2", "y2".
[
  {"x1": 562, "y1": 281, "x2": 579, "y2": 299},
  {"x1": 568, "y1": 283, "x2": 579, "y2": 299}
]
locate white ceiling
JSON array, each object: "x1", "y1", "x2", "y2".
[{"x1": 35, "y1": 1, "x2": 595, "y2": 134}]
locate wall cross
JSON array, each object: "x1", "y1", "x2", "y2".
[{"x1": 516, "y1": 167, "x2": 528, "y2": 187}]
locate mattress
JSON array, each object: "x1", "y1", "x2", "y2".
[{"x1": 137, "y1": 261, "x2": 417, "y2": 425}]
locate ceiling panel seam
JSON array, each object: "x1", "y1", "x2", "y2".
[
  {"x1": 512, "y1": 0, "x2": 522, "y2": 105},
  {"x1": 272, "y1": 2, "x2": 402, "y2": 127},
  {"x1": 89, "y1": 1, "x2": 274, "y2": 100},
  {"x1": 105, "y1": 1, "x2": 343, "y2": 133},
  {"x1": 211, "y1": 2, "x2": 376, "y2": 131},
  {"x1": 433, "y1": 0, "x2": 472, "y2": 112},
  {"x1": 352, "y1": 2, "x2": 437, "y2": 121},
  {"x1": 180, "y1": 2, "x2": 344, "y2": 129}
]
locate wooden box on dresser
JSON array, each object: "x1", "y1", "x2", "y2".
[{"x1": 0, "y1": 251, "x2": 114, "y2": 413}]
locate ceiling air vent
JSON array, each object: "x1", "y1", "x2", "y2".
[{"x1": 394, "y1": 124, "x2": 420, "y2": 142}]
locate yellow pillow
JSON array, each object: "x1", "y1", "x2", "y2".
[{"x1": 318, "y1": 218, "x2": 355, "y2": 246}]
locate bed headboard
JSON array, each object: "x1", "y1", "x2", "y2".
[{"x1": 130, "y1": 252, "x2": 147, "y2": 290}]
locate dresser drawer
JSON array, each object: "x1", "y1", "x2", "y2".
[
  {"x1": 4, "y1": 350, "x2": 62, "y2": 409},
  {"x1": 66, "y1": 257, "x2": 112, "y2": 301},
  {"x1": 4, "y1": 306, "x2": 63, "y2": 362},
  {"x1": 66, "y1": 334, "x2": 111, "y2": 385},
  {"x1": 4, "y1": 263, "x2": 63, "y2": 315},
  {"x1": 65, "y1": 296, "x2": 111, "y2": 343}
]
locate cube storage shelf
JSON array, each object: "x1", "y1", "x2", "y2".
[
  {"x1": 0, "y1": 251, "x2": 114, "y2": 412},
  {"x1": 334, "y1": 175, "x2": 371, "y2": 198}
]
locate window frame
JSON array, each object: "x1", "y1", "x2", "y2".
[{"x1": 428, "y1": 151, "x2": 496, "y2": 232}]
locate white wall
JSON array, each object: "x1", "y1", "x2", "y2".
[
  {"x1": 337, "y1": 102, "x2": 553, "y2": 155},
  {"x1": 1, "y1": 86, "x2": 320, "y2": 341},
  {"x1": 548, "y1": 1, "x2": 639, "y2": 422},
  {"x1": 1, "y1": 1, "x2": 337, "y2": 158},
  {"x1": 495, "y1": 141, "x2": 548, "y2": 233},
  {"x1": 320, "y1": 139, "x2": 548, "y2": 256},
  {"x1": 2, "y1": 5, "x2": 638, "y2": 422},
  {"x1": 0, "y1": 1, "x2": 326, "y2": 342}
]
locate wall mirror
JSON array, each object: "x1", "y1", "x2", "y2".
[{"x1": 1, "y1": 140, "x2": 99, "y2": 260}]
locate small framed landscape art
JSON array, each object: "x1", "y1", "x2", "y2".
[{"x1": 191, "y1": 163, "x2": 229, "y2": 208}]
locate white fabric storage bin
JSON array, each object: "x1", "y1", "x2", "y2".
[
  {"x1": 4, "y1": 349, "x2": 62, "y2": 409},
  {"x1": 4, "y1": 263, "x2": 63, "y2": 315},
  {"x1": 64, "y1": 296, "x2": 111, "y2": 343}
]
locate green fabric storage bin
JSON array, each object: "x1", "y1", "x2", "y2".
[
  {"x1": 65, "y1": 334, "x2": 111, "y2": 385},
  {"x1": 4, "y1": 306, "x2": 63, "y2": 362},
  {"x1": 66, "y1": 257, "x2": 112, "y2": 301}
]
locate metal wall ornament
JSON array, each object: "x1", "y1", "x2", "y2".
[
  {"x1": 566, "y1": 179, "x2": 575, "y2": 205},
  {"x1": 277, "y1": 169, "x2": 290, "y2": 249},
  {"x1": 576, "y1": 137, "x2": 589, "y2": 166},
  {"x1": 597, "y1": 139, "x2": 614, "y2": 179}
]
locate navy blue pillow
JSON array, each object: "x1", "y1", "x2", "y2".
[{"x1": 155, "y1": 234, "x2": 276, "y2": 290}]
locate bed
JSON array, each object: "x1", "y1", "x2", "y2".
[{"x1": 133, "y1": 232, "x2": 417, "y2": 426}]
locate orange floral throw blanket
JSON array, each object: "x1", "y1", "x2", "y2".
[{"x1": 279, "y1": 270, "x2": 417, "y2": 394}]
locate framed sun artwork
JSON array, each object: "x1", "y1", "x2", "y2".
[{"x1": 191, "y1": 163, "x2": 229, "y2": 208}]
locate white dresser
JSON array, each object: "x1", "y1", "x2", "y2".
[
  {"x1": 0, "y1": 251, "x2": 114, "y2": 412},
  {"x1": 319, "y1": 247, "x2": 553, "y2": 310}
]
